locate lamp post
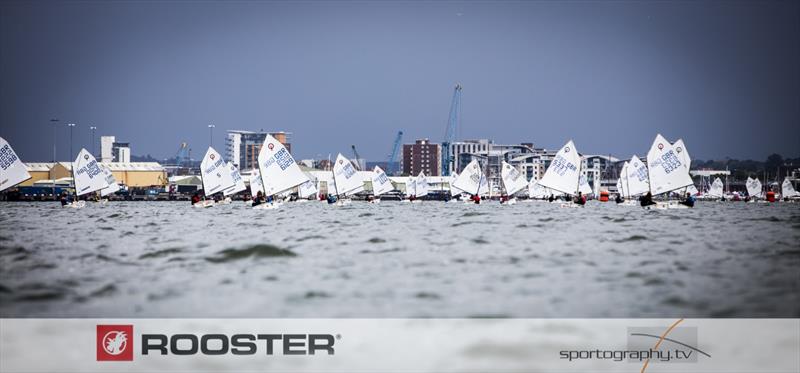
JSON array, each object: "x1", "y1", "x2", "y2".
[
  {"x1": 49, "y1": 118, "x2": 59, "y2": 200},
  {"x1": 89, "y1": 126, "x2": 97, "y2": 157},
  {"x1": 208, "y1": 124, "x2": 215, "y2": 147},
  {"x1": 67, "y1": 123, "x2": 76, "y2": 158}
]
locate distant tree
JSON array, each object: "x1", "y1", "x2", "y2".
[{"x1": 765, "y1": 153, "x2": 784, "y2": 178}]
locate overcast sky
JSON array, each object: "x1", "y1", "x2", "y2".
[{"x1": 1, "y1": 0, "x2": 798, "y2": 162}]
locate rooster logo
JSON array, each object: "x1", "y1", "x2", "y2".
[{"x1": 102, "y1": 331, "x2": 128, "y2": 355}]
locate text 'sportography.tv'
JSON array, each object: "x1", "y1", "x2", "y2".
[{"x1": 1, "y1": 1, "x2": 798, "y2": 372}]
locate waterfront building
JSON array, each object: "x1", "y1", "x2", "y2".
[
  {"x1": 401, "y1": 139, "x2": 441, "y2": 176},
  {"x1": 226, "y1": 130, "x2": 291, "y2": 170}
]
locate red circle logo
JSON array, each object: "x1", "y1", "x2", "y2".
[
  {"x1": 564, "y1": 147, "x2": 570, "y2": 153},
  {"x1": 210, "y1": 154, "x2": 215, "y2": 160},
  {"x1": 268, "y1": 143, "x2": 274, "y2": 150},
  {"x1": 657, "y1": 143, "x2": 664, "y2": 150}
]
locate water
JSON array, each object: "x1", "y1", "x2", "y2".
[{"x1": 1, "y1": 200, "x2": 798, "y2": 318}]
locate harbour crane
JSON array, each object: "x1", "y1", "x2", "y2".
[
  {"x1": 351, "y1": 145, "x2": 363, "y2": 170},
  {"x1": 386, "y1": 130, "x2": 403, "y2": 175},
  {"x1": 441, "y1": 84, "x2": 462, "y2": 176}
]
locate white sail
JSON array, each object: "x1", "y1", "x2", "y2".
[
  {"x1": 0, "y1": 136, "x2": 31, "y2": 192},
  {"x1": 223, "y1": 162, "x2": 247, "y2": 196},
  {"x1": 452, "y1": 159, "x2": 483, "y2": 195},
  {"x1": 371, "y1": 166, "x2": 393, "y2": 196},
  {"x1": 73, "y1": 148, "x2": 109, "y2": 196},
  {"x1": 617, "y1": 161, "x2": 629, "y2": 197},
  {"x1": 646, "y1": 134, "x2": 694, "y2": 195},
  {"x1": 539, "y1": 140, "x2": 581, "y2": 195},
  {"x1": 248, "y1": 169, "x2": 263, "y2": 199},
  {"x1": 746, "y1": 177, "x2": 763, "y2": 198},
  {"x1": 528, "y1": 180, "x2": 549, "y2": 198},
  {"x1": 708, "y1": 177, "x2": 724, "y2": 197},
  {"x1": 578, "y1": 173, "x2": 592, "y2": 195},
  {"x1": 673, "y1": 139, "x2": 691, "y2": 171},
  {"x1": 626, "y1": 155, "x2": 650, "y2": 197},
  {"x1": 405, "y1": 177, "x2": 416, "y2": 196},
  {"x1": 448, "y1": 172, "x2": 459, "y2": 195},
  {"x1": 200, "y1": 147, "x2": 233, "y2": 196},
  {"x1": 332, "y1": 153, "x2": 362, "y2": 195},
  {"x1": 501, "y1": 161, "x2": 527, "y2": 196},
  {"x1": 782, "y1": 178, "x2": 798, "y2": 198},
  {"x1": 686, "y1": 184, "x2": 699, "y2": 196},
  {"x1": 415, "y1": 172, "x2": 430, "y2": 197},
  {"x1": 99, "y1": 165, "x2": 120, "y2": 197},
  {"x1": 298, "y1": 177, "x2": 318, "y2": 199},
  {"x1": 258, "y1": 134, "x2": 307, "y2": 196},
  {"x1": 478, "y1": 173, "x2": 489, "y2": 196}
]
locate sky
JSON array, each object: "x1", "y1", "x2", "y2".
[{"x1": 1, "y1": 0, "x2": 798, "y2": 163}]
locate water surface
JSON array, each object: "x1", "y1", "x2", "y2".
[{"x1": 1, "y1": 200, "x2": 798, "y2": 317}]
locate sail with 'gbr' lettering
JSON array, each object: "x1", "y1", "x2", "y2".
[
  {"x1": 258, "y1": 134, "x2": 307, "y2": 196},
  {"x1": 538, "y1": 140, "x2": 581, "y2": 195},
  {"x1": 452, "y1": 159, "x2": 483, "y2": 195},
  {"x1": 332, "y1": 153, "x2": 363, "y2": 196},
  {"x1": 0, "y1": 136, "x2": 31, "y2": 192},
  {"x1": 625, "y1": 155, "x2": 650, "y2": 197},
  {"x1": 646, "y1": 134, "x2": 694, "y2": 195},
  {"x1": 200, "y1": 147, "x2": 233, "y2": 196},
  {"x1": 222, "y1": 162, "x2": 247, "y2": 196},
  {"x1": 99, "y1": 164, "x2": 120, "y2": 197},
  {"x1": 370, "y1": 166, "x2": 394, "y2": 196},
  {"x1": 73, "y1": 148, "x2": 109, "y2": 196},
  {"x1": 501, "y1": 161, "x2": 527, "y2": 196}
]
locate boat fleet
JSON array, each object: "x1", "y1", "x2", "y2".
[{"x1": 0, "y1": 134, "x2": 798, "y2": 209}]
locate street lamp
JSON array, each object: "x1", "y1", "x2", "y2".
[
  {"x1": 208, "y1": 124, "x2": 215, "y2": 147},
  {"x1": 49, "y1": 118, "x2": 59, "y2": 201},
  {"x1": 50, "y1": 118, "x2": 59, "y2": 162},
  {"x1": 67, "y1": 123, "x2": 76, "y2": 158},
  {"x1": 89, "y1": 126, "x2": 97, "y2": 157}
]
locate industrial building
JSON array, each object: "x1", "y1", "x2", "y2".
[
  {"x1": 226, "y1": 130, "x2": 291, "y2": 171},
  {"x1": 19, "y1": 162, "x2": 167, "y2": 188},
  {"x1": 100, "y1": 136, "x2": 131, "y2": 163},
  {"x1": 401, "y1": 139, "x2": 441, "y2": 176}
]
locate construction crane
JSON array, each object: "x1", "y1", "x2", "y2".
[
  {"x1": 441, "y1": 84, "x2": 462, "y2": 176},
  {"x1": 386, "y1": 130, "x2": 403, "y2": 175},
  {"x1": 175, "y1": 142, "x2": 190, "y2": 167},
  {"x1": 350, "y1": 145, "x2": 363, "y2": 170}
]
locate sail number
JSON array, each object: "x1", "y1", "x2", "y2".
[
  {"x1": 0, "y1": 145, "x2": 18, "y2": 170},
  {"x1": 660, "y1": 150, "x2": 682, "y2": 174},
  {"x1": 550, "y1": 155, "x2": 577, "y2": 176}
]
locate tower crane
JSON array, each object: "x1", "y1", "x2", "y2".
[
  {"x1": 386, "y1": 130, "x2": 403, "y2": 175},
  {"x1": 441, "y1": 84, "x2": 462, "y2": 176}
]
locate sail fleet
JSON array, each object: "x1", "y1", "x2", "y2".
[{"x1": 1, "y1": 134, "x2": 799, "y2": 208}]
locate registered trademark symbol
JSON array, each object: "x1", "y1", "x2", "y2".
[{"x1": 336, "y1": 334, "x2": 342, "y2": 340}]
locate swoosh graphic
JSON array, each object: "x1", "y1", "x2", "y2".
[{"x1": 630, "y1": 333, "x2": 711, "y2": 358}]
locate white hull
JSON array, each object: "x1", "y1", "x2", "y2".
[
  {"x1": 64, "y1": 201, "x2": 86, "y2": 209},
  {"x1": 193, "y1": 200, "x2": 215, "y2": 208},
  {"x1": 501, "y1": 198, "x2": 517, "y2": 205},
  {"x1": 253, "y1": 202, "x2": 281, "y2": 210},
  {"x1": 560, "y1": 202, "x2": 583, "y2": 208}
]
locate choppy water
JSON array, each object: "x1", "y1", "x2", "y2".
[{"x1": 1, "y1": 200, "x2": 798, "y2": 318}]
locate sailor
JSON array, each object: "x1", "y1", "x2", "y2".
[
  {"x1": 615, "y1": 194, "x2": 623, "y2": 204},
  {"x1": 252, "y1": 191, "x2": 264, "y2": 207},
  {"x1": 60, "y1": 192, "x2": 68, "y2": 206},
  {"x1": 679, "y1": 192, "x2": 695, "y2": 208},
  {"x1": 471, "y1": 194, "x2": 481, "y2": 204},
  {"x1": 573, "y1": 191, "x2": 586, "y2": 205},
  {"x1": 500, "y1": 195, "x2": 509, "y2": 204},
  {"x1": 409, "y1": 194, "x2": 416, "y2": 202},
  {"x1": 639, "y1": 192, "x2": 657, "y2": 207},
  {"x1": 191, "y1": 191, "x2": 200, "y2": 205},
  {"x1": 548, "y1": 194, "x2": 555, "y2": 203},
  {"x1": 326, "y1": 194, "x2": 337, "y2": 204}
]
